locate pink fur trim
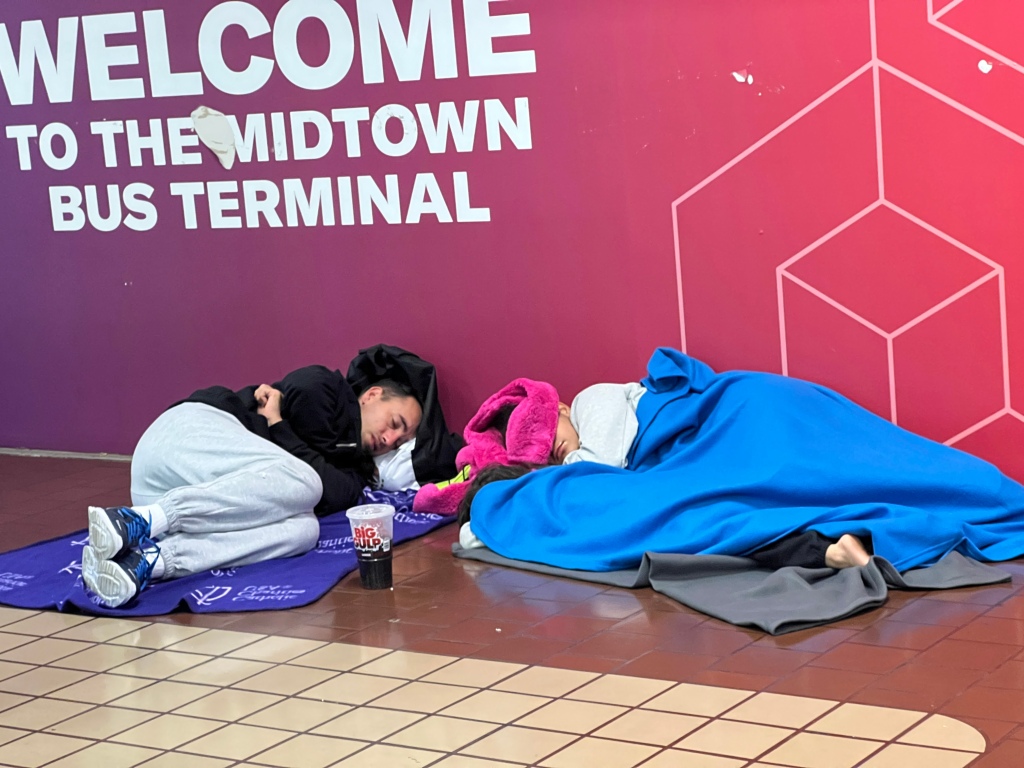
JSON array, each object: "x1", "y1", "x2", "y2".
[{"x1": 412, "y1": 378, "x2": 559, "y2": 514}]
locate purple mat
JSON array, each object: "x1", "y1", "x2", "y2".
[{"x1": 0, "y1": 490, "x2": 453, "y2": 616}]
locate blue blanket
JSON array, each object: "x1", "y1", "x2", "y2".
[
  {"x1": 0, "y1": 489, "x2": 453, "y2": 616},
  {"x1": 471, "y1": 349, "x2": 1024, "y2": 572}
]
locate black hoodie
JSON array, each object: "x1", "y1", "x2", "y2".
[{"x1": 178, "y1": 365, "x2": 373, "y2": 516}]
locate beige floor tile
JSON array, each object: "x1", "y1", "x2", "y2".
[
  {"x1": 43, "y1": 741, "x2": 159, "y2": 768},
  {"x1": 251, "y1": 733, "x2": 365, "y2": 767},
  {"x1": 808, "y1": 703, "x2": 926, "y2": 741},
  {"x1": 331, "y1": 743, "x2": 444, "y2": 767},
  {"x1": 1, "y1": 612, "x2": 92, "y2": 636},
  {"x1": 0, "y1": 691, "x2": 31, "y2": 712},
  {"x1": 373, "y1": 681, "x2": 478, "y2": 713},
  {"x1": 493, "y1": 666, "x2": 598, "y2": 698},
  {"x1": 430, "y1": 758, "x2": 525, "y2": 768},
  {"x1": 0, "y1": 666, "x2": 91, "y2": 695},
  {"x1": 460, "y1": 725, "x2": 576, "y2": 764},
  {"x1": 2, "y1": 697, "x2": 92, "y2": 729},
  {"x1": 439, "y1": 690, "x2": 551, "y2": 723},
  {"x1": 643, "y1": 683, "x2": 754, "y2": 717},
  {"x1": 239, "y1": 696, "x2": 349, "y2": 730},
  {"x1": 0, "y1": 608, "x2": 37, "y2": 628},
  {"x1": 48, "y1": 672, "x2": 154, "y2": 704},
  {"x1": 858, "y1": 743, "x2": 979, "y2": 768},
  {"x1": 175, "y1": 688, "x2": 284, "y2": 722},
  {"x1": 0, "y1": 637, "x2": 93, "y2": 665},
  {"x1": 290, "y1": 642, "x2": 391, "y2": 671},
  {"x1": 226, "y1": 635, "x2": 326, "y2": 663},
  {"x1": 897, "y1": 714, "x2": 987, "y2": 752},
  {"x1": 178, "y1": 722, "x2": 292, "y2": 760},
  {"x1": 0, "y1": 732, "x2": 91, "y2": 767},
  {"x1": 0, "y1": 727, "x2": 29, "y2": 747},
  {"x1": 134, "y1": 753, "x2": 232, "y2": 768},
  {"x1": 516, "y1": 699, "x2": 628, "y2": 734},
  {"x1": 722, "y1": 691, "x2": 838, "y2": 728},
  {"x1": 645, "y1": 752, "x2": 746, "y2": 768},
  {"x1": 0, "y1": 660, "x2": 35, "y2": 683},
  {"x1": 540, "y1": 736, "x2": 659, "y2": 768},
  {"x1": 675, "y1": 720, "x2": 792, "y2": 759},
  {"x1": 52, "y1": 618, "x2": 151, "y2": 643},
  {"x1": 312, "y1": 706, "x2": 424, "y2": 741},
  {"x1": 298, "y1": 672, "x2": 406, "y2": 705},
  {"x1": 761, "y1": 732, "x2": 883, "y2": 768},
  {"x1": 0, "y1": 633, "x2": 34, "y2": 654},
  {"x1": 50, "y1": 643, "x2": 152, "y2": 672},
  {"x1": 233, "y1": 663, "x2": 338, "y2": 696},
  {"x1": 353, "y1": 650, "x2": 456, "y2": 679},
  {"x1": 108, "y1": 650, "x2": 212, "y2": 679},
  {"x1": 108, "y1": 624, "x2": 207, "y2": 649},
  {"x1": 171, "y1": 657, "x2": 272, "y2": 686},
  {"x1": 421, "y1": 659, "x2": 525, "y2": 688},
  {"x1": 565, "y1": 674, "x2": 675, "y2": 707},
  {"x1": 47, "y1": 706, "x2": 156, "y2": 739},
  {"x1": 593, "y1": 709, "x2": 708, "y2": 746},
  {"x1": 111, "y1": 680, "x2": 219, "y2": 712},
  {"x1": 165, "y1": 629, "x2": 266, "y2": 656},
  {"x1": 111, "y1": 713, "x2": 223, "y2": 749},
  {"x1": 386, "y1": 715, "x2": 500, "y2": 752}
]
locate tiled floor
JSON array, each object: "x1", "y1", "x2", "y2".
[{"x1": 3, "y1": 454, "x2": 1024, "y2": 767}]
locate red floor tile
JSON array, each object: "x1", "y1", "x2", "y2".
[
  {"x1": 809, "y1": 642, "x2": 919, "y2": 675},
  {"x1": 914, "y1": 639, "x2": 1019, "y2": 671},
  {"x1": 568, "y1": 631, "x2": 665, "y2": 660},
  {"x1": 615, "y1": 650, "x2": 719, "y2": 681},
  {"x1": 768, "y1": 666, "x2": 879, "y2": 699},
  {"x1": 754, "y1": 627, "x2": 860, "y2": 653},
  {"x1": 852, "y1": 620, "x2": 955, "y2": 650},
  {"x1": 943, "y1": 685, "x2": 1024, "y2": 723},
  {"x1": 713, "y1": 646, "x2": 818, "y2": 677},
  {"x1": 523, "y1": 614, "x2": 620, "y2": 642},
  {"x1": 469, "y1": 636, "x2": 575, "y2": 664},
  {"x1": 888, "y1": 598, "x2": 989, "y2": 626},
  {"x1": 949, "y1": 616, "x2": 1024, "y2": 646},
  {"x1": 544, "y1": 653, "x2": 624, "y2": 674}
]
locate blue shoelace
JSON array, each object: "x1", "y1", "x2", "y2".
[
  {"x1": 129, "y1": 537, "x2": 161, "y2": 591},
  {"x1": 117, "y1": 506, "x2": 152, "y2": 547}
]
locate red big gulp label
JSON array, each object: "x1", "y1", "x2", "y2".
[{"x1": 353, "y1": 524, "x2": 390, "y2": 559}]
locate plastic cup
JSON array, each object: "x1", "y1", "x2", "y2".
[{"x1": 345, "y1": 504, "x2": 395, "y2": 590}]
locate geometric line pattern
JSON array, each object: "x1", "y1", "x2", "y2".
[{"x1": 672, "y1": 0, "x2": 1024, "y2": 449}]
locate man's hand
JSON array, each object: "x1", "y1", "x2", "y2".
[{"x1": 256, "y1": 384, "x2": 284, "y2": 426}]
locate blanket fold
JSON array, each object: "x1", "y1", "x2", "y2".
[{"x1": 453, "y1": 544, "x2": 1012, "y2": 634}]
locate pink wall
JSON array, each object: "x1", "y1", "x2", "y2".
[{"x1": 2, "y1": 1, "x2": 1024, "y2": 482}]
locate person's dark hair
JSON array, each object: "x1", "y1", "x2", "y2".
[
  {"x1": 457, "y1": 462, "x2": 536, "y2": 527},
  {"x1": 375, "y1": 378, "x2": 419, "y2": 404},
  {"x1": 489, "y1": 403, "x2": 516, "y2": 444}
]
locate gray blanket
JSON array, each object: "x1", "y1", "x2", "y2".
[{"x1": 452, "y1": 545, "x2": 1011, "y2": 634}]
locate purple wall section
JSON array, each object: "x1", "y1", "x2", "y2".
[{"x1": 5, "y1": 1, "x2": 1024, "y2": 485}]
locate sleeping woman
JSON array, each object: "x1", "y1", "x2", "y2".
[{"x1": 442, "y1": 348, "x2": 1024, "y2": 575}]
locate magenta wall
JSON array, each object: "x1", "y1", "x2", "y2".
[{"x1": 3, "y1": 1, "x2": 1024, "y2": 482}]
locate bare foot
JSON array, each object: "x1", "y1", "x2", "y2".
[{"x1": 824, "y1": 534, "x2": 870, "y2": 569}]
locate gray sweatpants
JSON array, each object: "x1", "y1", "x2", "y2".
[{"x1": 130, "y1": 403, "x2": 323, "y2": 579}]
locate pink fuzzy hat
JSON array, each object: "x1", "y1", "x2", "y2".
[{"x1": 413, "y1": 378, "x2": 559, "y2": 514}]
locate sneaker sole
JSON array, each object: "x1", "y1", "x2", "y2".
[
  {"x1": 82, "y1": 546, "x2": 138, "y2": 608},
  {"x1": 88, "y1": 506, "x2": 125, "y2": 561}
]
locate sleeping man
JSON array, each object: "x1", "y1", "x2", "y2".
[
  {"x1": 430, "y1": 348, "x2": 1024, "y2": 576},
  {"x1": 83, "y1": 365, "x2": 422, "y2": 608}
]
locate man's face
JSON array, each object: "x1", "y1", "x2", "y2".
[{"x1": 358, "y1": 386, "x2": 422, "y2": 456}]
